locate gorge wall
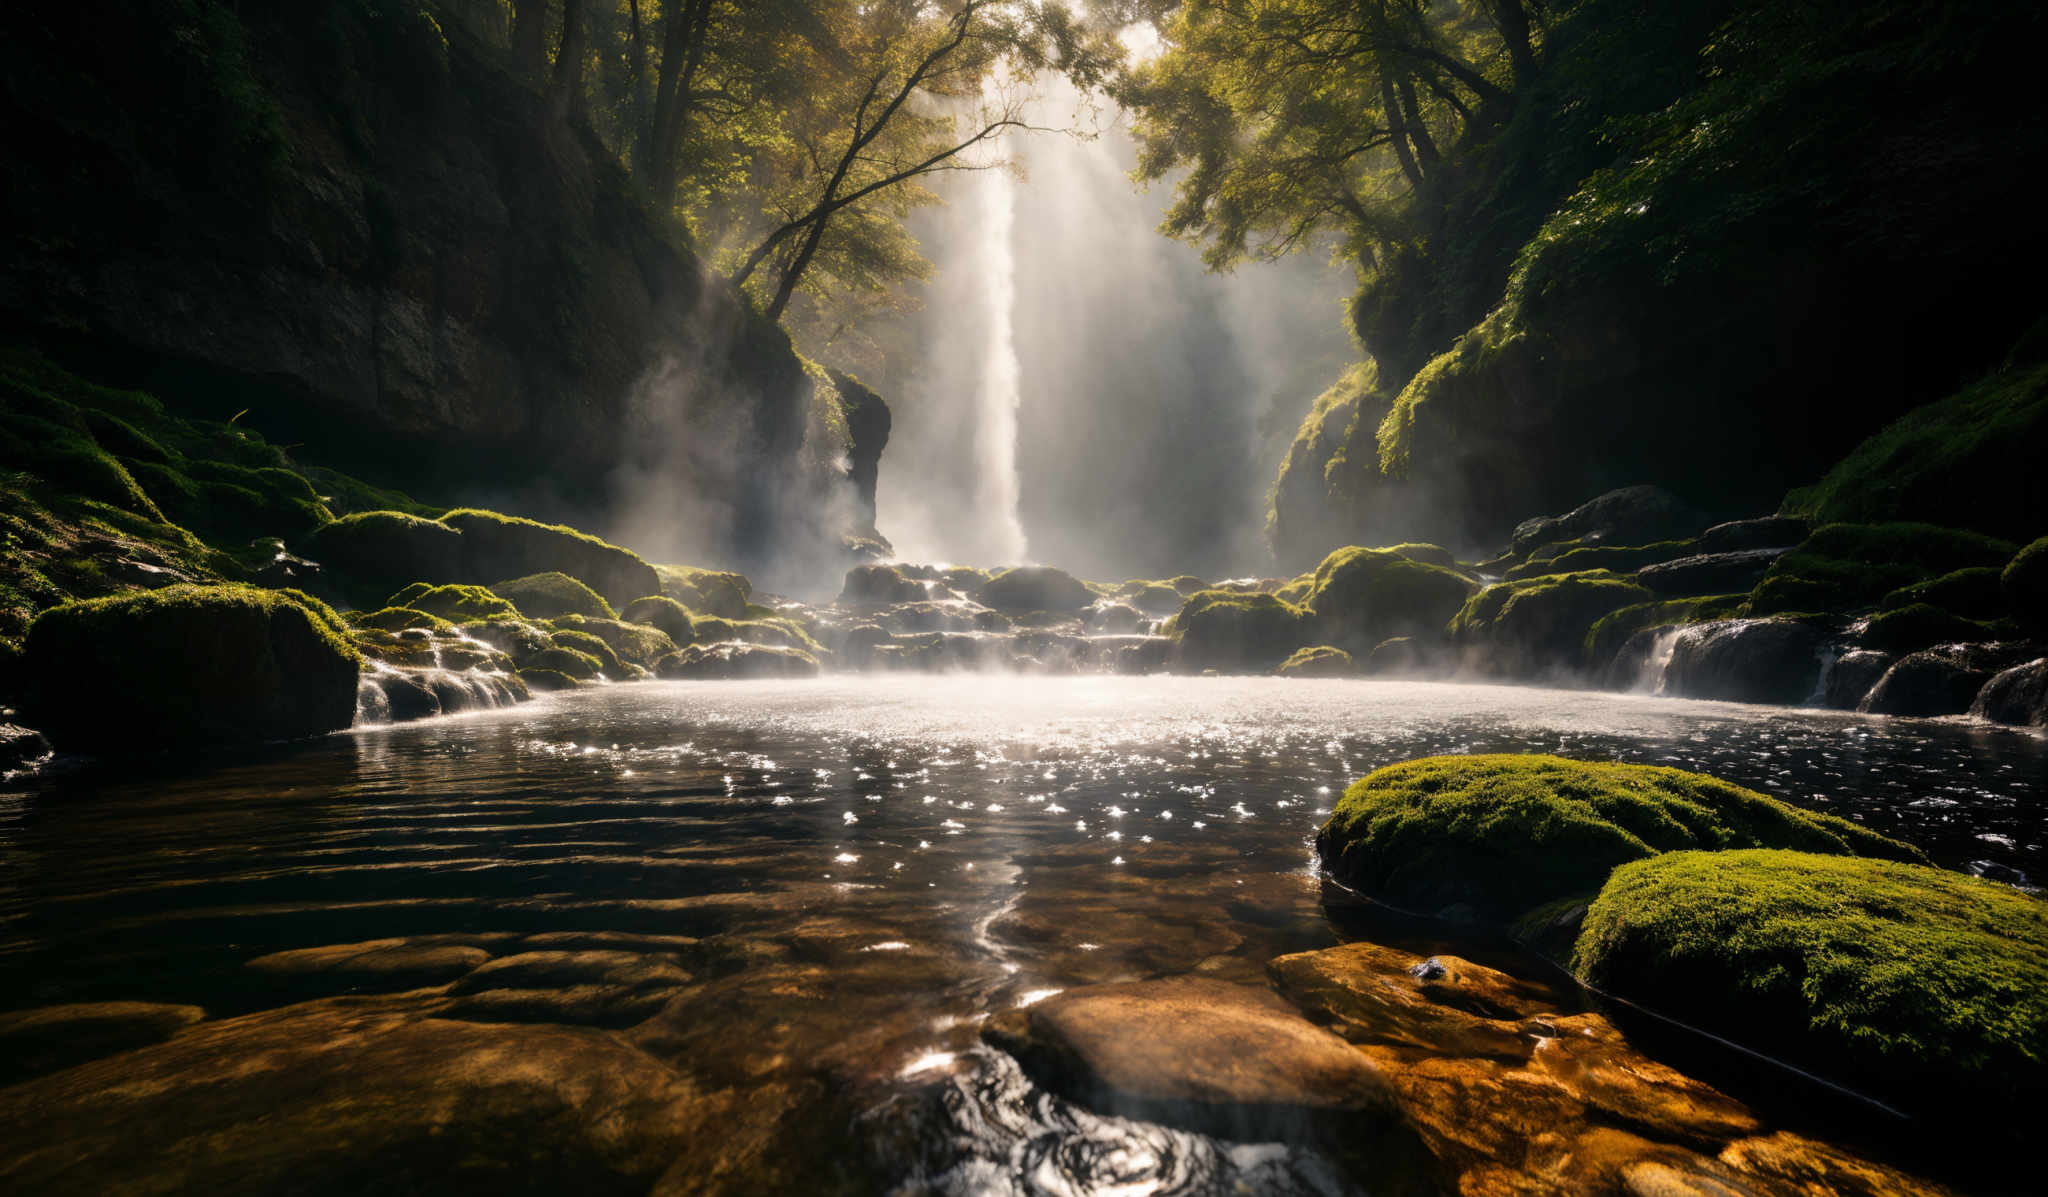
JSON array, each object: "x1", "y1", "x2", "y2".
[{"x1": 0, "y1": 1, "x2": 854, "y2": 579}]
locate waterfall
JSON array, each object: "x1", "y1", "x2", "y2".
[{"x1": 974, "y1": 162, "x2": 1029, "y2": 564}]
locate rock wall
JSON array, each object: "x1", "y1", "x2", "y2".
[{"x1": 0, "y1": 1, "x2": 814, "y2": 565}]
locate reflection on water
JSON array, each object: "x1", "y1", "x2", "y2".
[{"x1": 1, "y1": 677, "x2": 2042, "y2": 1193}]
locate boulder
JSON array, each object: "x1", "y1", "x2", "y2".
[
  {"x1": 400, "y1": 584, "x2": 519, "y2": 622},
  {"x1": 2005, "y1": 535, "x2": 2048, "y2": 631},
  {"x1": 22, "y1": 584, "x2": 360, "y2": 751},
  {"x1": 826, "y1": 368, "x2": 891, "y2": 529},
  {"x1": 981, "y1": 977, "x2": 1406, "y2": 1145},
  {"x1": 655, "y1": 642, "x2": 820, "y2": 679},
  {"x1": 1509, "y1": 486, "x2": 1708, "y2": 557},
  {"x1": 1970, "y1": 657, "x2": 2048, "y2": 727},
  {"x1": 1749, "y1": 522, "x2": 2017, "y2": 616},
  {"x1": 1881, "y1": 566, "x2": 2009, "y2": 620},
  {"x1": 1820, "y1": 649, "x2": 1895, "y2": 710},
  {"x1": 1448, "y1": 571, "x2": 1652, "y2": 677},
  {"x1": 245, "y1": 938, "x2": 492, "y2": 990},
  {"x1": 1, "y1": 722, "x2": 50, "y2": 771},
  {"x1": 1167, "y1": 590, "x2": 1306, "y2": 672},
  {"x1": 620, "y1": 596, "x2": 699, "y2": 646},
  {"x1": 549, "y1": 616, "x2": 677, "y2": 669},
  {"x1": 1858, "y1": 643, "x2": 2026, "y2": 716},
  {"x1": 1303, "y1": 546, "x2": 1476, "y2": 652},
  {"x1": 1696, "y1": 516, "x2": 1811, "y2": 552},
  {"x1": 1858, "y1": 602, "x2": 1990, "y2": 653},
  {"x1": 654, "y1": 566, "x2": 752, "y2": 620},
  {"x1": 1635, "y1": 548, "x2": 1786, "y2": 596},
  {"x1": 303, "y1": 511, "x2": 463, "y2": 593},
  {"x1": 441, "y1": 509, "x2": 659, "y2": 607},
  {"x1": 837, "y1": 564, "x2": 927, "y2": 606},
  {"x1": 1660, "y1": 618, "x2": 1828, "y2": 705},
  {"x1": 974, "y1": 566, "x2": 1095, "y2": 614},
  {"x1": 491, "y1": 572, "x2": 615, "y2": 620},
  {"x1": 1574, "y1": 849, "x2": 2048, "y2": 1125},
  {"x1": 1315, "y1": 755, "x2": 1924, "y2": 924}
]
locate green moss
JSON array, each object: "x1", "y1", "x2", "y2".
[
  {"x1": 1167, "y1": 576, "x2": 1208, "y2": 595},
  {"x1": 1449, "y1": 571, "x2": 1654, "y2": 675},
  {"x1": 1305, "y1": 546, "x2": 1475, "y2": 652},
  {"x1": 517, "y1": 667, "x2": 580, "y2": 692},
  {"x1": 399, "y1": 584, "x2": 517, "y2": 622},
  {"x1": 21, "y1": 583, "x2": 361, "y2": 750},
  {"x1": 620, "y1": 595, "x2": 699, "y2": 646},
  {"x1": 941, "y1": 566, "x2": 992, "y2": 592},
  {"x1": 976, "y1": 566, "x2": 1096, "y2": 614},
  {"x1": 1750, "y1": 522, "x2": 2019, "y2": 616},
  {"x1": 1118, "y1": 581, "x2": 1187, "y2": 615},
  {"x1": 1277, "y1": 646, "x2": 1354, "y2": 677},
  {"x1": 1782, "y1": 361, "x2": 2048, "y2": 541},
  {"x1": 2006, "y1": 536, "x2": 2048, "y2": 632},
  {"x1": 523, "y1": 645, "x2": 602, "y2": 681},
  {"x1": 840, "y1": 564, "x2": 927, "y2": 605},
  {"x1": 307, "y1": 511, "x2": 464, "y2": 593},
  {"x1": 547, "y1": 615, "x2": 676, "y2": 669},
  {"x1": 1880, "y1": 567, "x2": 2008, "y2": 620},
  {"x1": 1860, "y1": 603, "x2": 1996, "y2": 654},
  {"x1": 1574, "y1": 849, "x2": 2048, "y2": 1118},
  {"x1": 1504, "y1": 540, "x2": 1692, "y2": 582},
  {"x1": 491, "y1": 572, "x2": 615, "y2": 621},
  {"x1": 654, "y1": 642, "x2": 820, "y2": 679},
  {"x1": 350, "y1": 606, "x2": 451, "y2": 633},
  {"x1": 1583, "y1": 594, "x2": 1747, "y2": 667},
  {"x1": 1316, "y1": 755, "x2": 1923, "y2": 922},
  {"x1": 687, "y1": 614, "x2": 817, "y2": 653},
  {"x1": 439, "y1": 509, "x2": 657, "y2": 606},
  {"x1": 1165, "y1": 590, "x2": 1307, "y2": 672},
  {"x1": 549, "y1": 628, "x2": 623, "y2": 677},
  {"x1": 653, "y1": 565, "x2": 751, "y2": 620}
]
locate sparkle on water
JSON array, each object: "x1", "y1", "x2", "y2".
[{"x1": 1, "y1": 675, "x2": 2041, "y2": 1194}]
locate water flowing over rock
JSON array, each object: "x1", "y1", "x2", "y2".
[
  {"x1": 1821, "y1": 649, "x2": 1898, "y2": 710},
  {"x1": 1859, "y1": 644, "x2": 2028, "y2": 717},
  {"x1": 1660, "y1": 619, "x2": 1828, "y2": 705},
  {"x1": 1968, "y1": 657, "x2": 2048, "y2": 727}
]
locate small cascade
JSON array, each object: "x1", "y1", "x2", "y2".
[
  {"x1": 972, "y1": 155, "x2": 1029, "y2": 564},
  {"x1": 1637, "y1": 626, "x2": 1685, "y2": 694},
  {"x1": 1804, "y1": 642, "x2": 1843, "y2": 707}
]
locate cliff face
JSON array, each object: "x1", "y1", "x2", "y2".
[{"x1": 0, "y1": 2, "x2": 820, "y2": 569}]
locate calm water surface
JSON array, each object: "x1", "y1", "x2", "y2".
[{"x1": 2, "y1": 677, "x2": 2043, "y2": 1193}]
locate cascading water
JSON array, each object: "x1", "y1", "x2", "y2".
[{"x1": 973, "y1": 160, "x2": 1029, "y2": 564}]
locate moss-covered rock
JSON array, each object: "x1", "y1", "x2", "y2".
[
  {"x1": 940, "y1": 566, "x2": 991, "y2": 593},
  {"x1": 1582, "y1": 595, "x2": 1746, "y2": 677},
  {"x1": 304, "y1": 512, "x2": 462, "y2": 593},
  {"x1": 1304, "y1": 546, "x2": 1475, "y2": 653},
  {"x1": 1859, "y1": 603, "x2": 1994, "y2": 654},
  {"x1": 548, "y1": 615, "x2": 676, "y2": 670},
  {"x1": 522, "y1": 646, "x2": 602, "y2": 681},
  {"x1": 1880, "y1": 567, "x2": 2008, "y2": 621},
  {"x1": 549, "y1": 629, "x2": 624, "y2": 678},
  {"x1": 1748, "y1": 522, "x2": 2018, "y2": 617},
  {"x1": 349, "y1": 606, "x2": 452, "y2": 633},
  {"x1": 516, "y1": 667, "x2": 580, "y2": 692},
  {"x1": 1316, "y1": 755, "x2": 1923, "y2": 924},
  {"x1": 1118, "y1": 581, "x2": 1187, "y2": 616},
  {"x1": 2005, "y1": 536, "x2": 2048, "y2": 632},
  {"x1": 1449, "y1": 571, "x2": 1653, "y2": 677},
  {"x1": 397, "y1": 584, "x2": 518, "y2": 622},
  {"x1": 492, "y1": 573, "x2": 615, "y2": 621},
  {"x1": 1165, "y1": 591, "x2": 1307, "y2": 673},
  {"x1": 1503, "y1": 540, "x2": 1693, "y2": 582},
  {"x1": 22, "y1": 584, "x2": 361, "y2": 750},
  {"x1": 976, "y1": 566, "x2": 1095, "y2": 614},
  {"x1": 619, "y1": 596, "x2": 698, "y2": 647},
  {"x1": 1277, "y1": 646, "x2": 1353, "y2": 677},
  {"x1": 653, "y1": 642, "x2": 820, "y2": 679},
  {"x1": 839, "y1": 564, "x2": 927, "y2": 606},
  {"x1": 440, "y1": 509, "x2": 657, "y2": 607},
  {"x1": 653, "y1": 565, "x2": 750, "y2": 620},
  {"x1": 687, "y1": 616, "x2": 817, "y2": 654},
  {"x1": 1573, "y1": 849, "x2": 2048, "y2": 1122}
]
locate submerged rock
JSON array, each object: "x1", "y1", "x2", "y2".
[
  {"x1": 0, "y1": 1000, "x2": 206, "y2": 1086},
  {"x1": 1858, "y1": 643, "x2": 2024, "y2": 716},
  {"x1": 1315, "y1": 755, "x2": 1924, "y2": 925},
  {"x1": 22, "y1": 584, "x2": 360, "y2": 751},
  {"x1": 982, "y1": 976, "x2": 1405, "y2": 1144},
  {"x1": 1660, "y1": 618, "x2": 1828, "y2": 705},
  {"x1": 245, "y1": 938, "x2": 492, "y2": 990}
]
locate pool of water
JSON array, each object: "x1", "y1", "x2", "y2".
[{"x1": 2, "y1": 677, "x2": 2042, "y2": 1193}]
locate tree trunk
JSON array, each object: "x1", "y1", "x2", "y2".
[
  {"x1": 647, "y1": 0, "x2": 715, "y2": 203},
  {"x1": 511, "y1": 0, "x2": 550, "y2": 80},
  {"x1": 1378, "y1": 62, "x2": 1425, "y2": 189},
  {"x1": 1491, "y1": 0, "x2": 1540, "y2": 88},
  {"x1": 551, "y1": 0, "x2": 587, "y2": 118}
]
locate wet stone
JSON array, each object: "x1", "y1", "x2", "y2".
[
  {"x1": 0, "y1": 1000, "x2": 206, "y2": 1085},
  {"x1": 245, "y1": 938, "x2": 493, "y2": 990}
]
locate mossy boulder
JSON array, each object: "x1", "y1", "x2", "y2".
[
  {"x1": 1879, "y1": 567, "x2": 2008, "y2": 621},
  {"x1": 348, "y1": 606, "x2": 452, "y2": 633},
  {"x1": 439, "y1": 510, "x2": 657, "y2": 607},
  {"x1": 303, "y1": 512, "x2": 461, "y2": 593},
  {"x1": 839, "y1": 564, "x2": 928, "y2": 606},
  {"x1": 1859, "y1": 603, "x2": 1993, "y2": 654},
  {"x1": 548, "y1": 616, "x2": 676, "y2": 669},
  {"x1": 22, "y1": 584, "x2": 361, "y2": 750},
  {"x1": 1503, "y1": 540, "x2": 1692, "y2": 582},
  {"x1": 549, "y1": 629, "x2": 625, "y2": 678},
  {"x1": 976, "y1": 566, "x2": 1095, "y2": 614},
  {"x1": 397, "y1": 585, "x2": 518, "y2": 622},
  {"x1": 1748, "y1": 522, "x2": 2017, "y2": 617},
  {"x1": 687, "y1": 616, "x2": 816, "y2": 654},
  {"x1": 654, "y1": 643, "x2": 820, "y2": 679},
  {"x1": 1583, "y1": 596, "x2": 1746, "y2": 679},
  {"x1": 516, "y1": 667, "x2": 580, "y2": 692},
  {"x1": 2005, "y1": 536, "x2": 2048, "y2": 631},
  {"x1": 491, "y1": 573, "x2": 615, "y2": 621},
  {"x1": 1573, "y1": 849, "x2": 2048, "y2": 1123},
  {"x1": 653, "y1": 565, "x2": 750, "y2": 620},
  {"x1": 1118, "y1": 581, "x2": 1187, "y2": 616},
  {"x1": 1277, "y1": 646, "x2": 1353, "y2": 677},
  {"x1": 1166, "y1": 591, "x2": 1306, "y2": 673},
  {"x1": 1448, "y1": 571, "x2": 1653, "y2": 677},
  {"x1": 523, "y1": 646, "x2": 602, "y2": 681},
  {"x1": 1316, "y1": 755, "x2": 1924, "y2": 924},
  {"x1": 619, "y1": 596, "x2": 698, "y2": 646},
  {"x1": 1304, "y1": 546, "x2": 1475, "y2": 653}
]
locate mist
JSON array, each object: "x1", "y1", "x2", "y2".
[{"x1": 879, "y1": 78, "x2": 1354, "y2": 581}]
